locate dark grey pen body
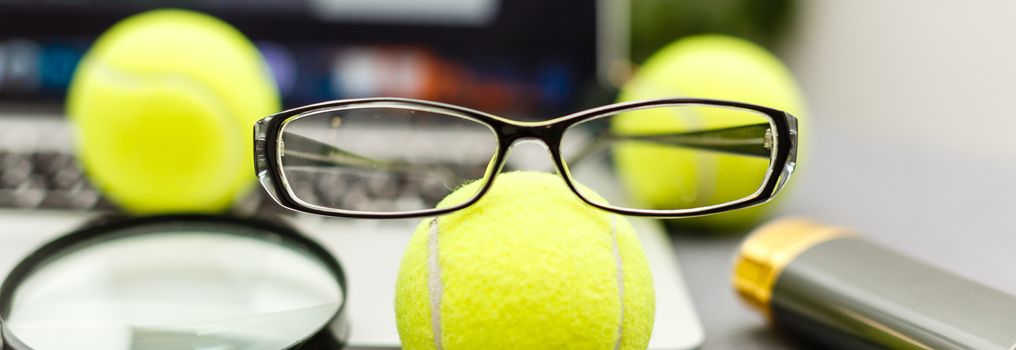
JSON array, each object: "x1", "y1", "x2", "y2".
[{"x1": 734, "y1": 219, "x2": 1016, "y2": 350}]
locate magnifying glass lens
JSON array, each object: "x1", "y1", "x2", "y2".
[{"x1": 4, "y1": 225, "x2": 344, "y2": 350}]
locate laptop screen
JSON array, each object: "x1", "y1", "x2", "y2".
[{"x1": 0, "y1": 0, "x2": 627, "y2": 117}]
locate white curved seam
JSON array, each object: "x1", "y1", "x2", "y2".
[
  {"x1": 611, "y1": 215, "x2": 625, "y2": 350},
  {"x1": 427, "y1": 217, "x2": 445, "y2": 350}
]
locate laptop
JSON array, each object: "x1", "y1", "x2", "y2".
[
  {"x1": 0, "y1": 114, "x2": 704, "y2": 349},
  {"x1": 0, "y1": 0, "x2": 704, "y2": 346}
]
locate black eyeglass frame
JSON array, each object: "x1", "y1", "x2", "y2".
[{"x1": 254, "y1": 97, "x2": 798, "y2": 219}]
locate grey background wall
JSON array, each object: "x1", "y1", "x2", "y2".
[
  {"x1": 786, "y1": 0, "x2": 1016, "y2": 154},
  {"x1": 773, "y1": 0, "x2": 1016, "y2": 292}
]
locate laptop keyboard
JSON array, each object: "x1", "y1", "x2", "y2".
[
  {"x1": 0, "y1": 149, "x2": 109, "y2": 210},
  {"x1": 0, "y1": 117, "x2": 497, "y2": 215},
  {"x1": 0, "y1": 145, "x2": 323, "y2": 217},
  {"x1": 0, "y1": 153, "x2": 480, "y2": 218}
]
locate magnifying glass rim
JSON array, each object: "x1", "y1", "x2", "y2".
[{"x1": 0, "y1": 214, "x2": 349, "y2": 350}]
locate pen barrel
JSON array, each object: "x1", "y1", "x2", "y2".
[{"x1": 734, "y1": 218, "x2": 1016, "y2": 350}]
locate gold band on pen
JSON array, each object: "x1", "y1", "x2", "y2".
[{"x1": 732, "y1": 218, "x2": 853, "y2": 318}]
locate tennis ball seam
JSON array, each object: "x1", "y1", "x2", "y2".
[
  {"x1": 609, "y1": 214, "x2": 626, "y2": 350},
  {"x1": 426, "y1": 217, "x2": 445, "y2": 350},
  {"x1": 424, "y1": 214, "x2": 629, "y2": 350}
]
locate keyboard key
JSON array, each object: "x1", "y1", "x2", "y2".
[
  {"x1": 0, "y1": 191, "x2": 16, "y2": 207},
  {"x1": 366, "y1": 174, "x2": 398, "y2": 199},
  {"x1": 1, "y1": 155, "x2": 32, "y2": 189},
  {"x1": 92, "y1": 196, "x2": 119, "y2": 211},
  {"x1": 2, "y1": 175, "x2": 47, "y2": 208},
  {"x1": 51, "y1": 167, "x2": 83, "y2": 190},
  {"x1": 32, "y1": 151, "x2": 73, "y2": 176},
  {"x1": 40, "y1": 189, "x2": 98, "y2": 209},
  {"x1": 0, "y1": 151, "x2": 18, "y2": 168}
]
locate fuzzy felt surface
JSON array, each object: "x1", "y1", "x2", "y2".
[{"x1": 396, "y1": 171, "x2": 654, "y2": 350}]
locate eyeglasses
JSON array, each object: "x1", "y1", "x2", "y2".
[{"x1": 254, "y1": 97, "x2": 798, "y2": 219}]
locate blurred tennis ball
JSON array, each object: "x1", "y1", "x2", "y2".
[
  {"x1": 396, "y1": 172, "x2": 655, "y2": 350},
  {"x1": 614, "y1": 34, "x2": 805, "y2": 231},
  {"x1": 67, "y1": 9, "x2": 279, "y2": 213}
]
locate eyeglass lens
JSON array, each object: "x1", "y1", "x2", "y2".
[
  {"x1": 277, "y1": 105, "x2": 497, "y2": 214},
  {"x1": 560, "y1": 104, "x2": 774, "y2": 211}
]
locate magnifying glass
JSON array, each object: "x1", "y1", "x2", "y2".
[{"x1": 0, "y1": 215, "x2": 348, "y2": 350}]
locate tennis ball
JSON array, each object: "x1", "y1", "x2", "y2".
[
  {"x1": 67, "y1": 9, "x2": 279, "y2": 213},
  {"x1": 396, "y1": 172, "x2": 655, "y2": 350},
  {"x1": 614, "y1": 34, "x2": 805, "y2": 230}
]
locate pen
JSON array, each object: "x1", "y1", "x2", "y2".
[{"x1": 733, "y1": 218, "x2": 1016, "y2": 350}]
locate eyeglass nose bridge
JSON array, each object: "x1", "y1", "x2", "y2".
[
  {"x1": 495, "y1": 121, "x2": 564, "y2": 146},
  {"x1": 487, "y1": 120, "x2": 570, "y2": 176},
  {"x1": 491, "y1": 127, "x2": 573, "y2": 186}
]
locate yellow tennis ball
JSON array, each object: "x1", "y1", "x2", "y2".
[
  {"x1": 614, "y1": 35, "x2": 805, "y2": 230},
  {"x1": 67, "y1": 9, "x2": 280, "y2": 213},
  {"x1": 396, "y1": 172, "x2": 655, "y2": 350}
]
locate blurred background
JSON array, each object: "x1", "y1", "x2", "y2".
[
  {"x1": 1, "y1": 0, "x2": 1015, "y2": 348},
  {"x1": 0, "y1": 0, "x2": 615, "y2": 116}
]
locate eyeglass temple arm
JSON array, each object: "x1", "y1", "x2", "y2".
[
  {"x1": 282, "y1": 123, "x2": 771, "y2": 173},
  {"x1": 566, "y1": 123, "x2": 773, "y2": 166},
  {"x1": 281, "y1": 133, "x2": 403, "y2": 171},
  {"x1": 280, "y1": 133, "x2": 460, "y2": 180}
]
